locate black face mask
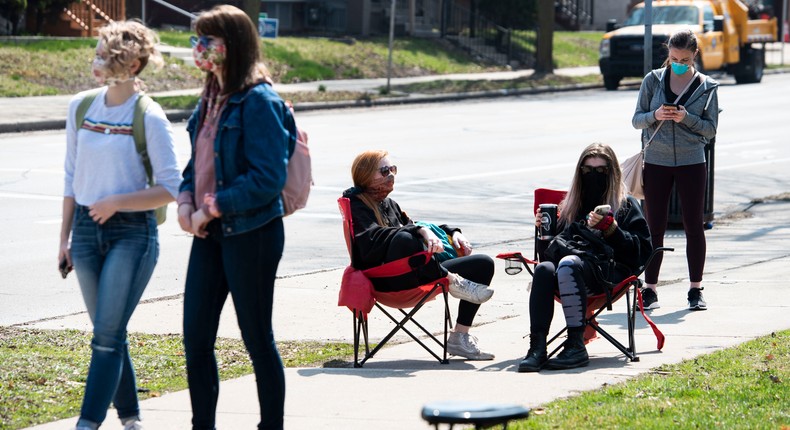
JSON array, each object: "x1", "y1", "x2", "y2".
[{"x1": 581, "y1": 171, "x2": 608, "y2": 213}]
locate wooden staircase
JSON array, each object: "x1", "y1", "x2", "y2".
[{"x1": 39, "y1": 0, "x2": 124, "y2": 37}]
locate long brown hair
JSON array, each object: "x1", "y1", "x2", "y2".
[
  {"x1": 559, "y1": 143, "x2": 627, "y2": 226},
  {"x1": 351, "y1": 150, "x2": 390, "y2": 226},
  {"x1": 194, "y1": 4, "x2": 270, "y2": 95}
]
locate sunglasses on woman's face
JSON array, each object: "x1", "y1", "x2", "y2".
[
  {"x1": 580, "y1": 165, "x2": 610, "y2": 175},
  {"x1": 189, "y1": 35, "x2": 213, "y2": 48},
  {"x1": 379, "y1": 165, "x2": 397, "y2": 177}
]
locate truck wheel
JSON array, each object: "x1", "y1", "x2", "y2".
[
  {"x1": 734, "y1": 47, "x2": 764, "y2": 84},
  {"x1": 603, "y1": 75, "x2": 621, "y2": 91}
]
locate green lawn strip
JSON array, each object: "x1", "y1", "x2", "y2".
[
  {"x1": 0, "y1": 326, "x2": 353, "y2": 429},
  {"x1": 511, "y1": 330, "x2": 790, "y2": 429},
  {"x1": 553, "y1": 31, "x2": 604, "y2": 69},
  {"x1": 0, "y1": 32, "x2": 603, "y2": 98}
]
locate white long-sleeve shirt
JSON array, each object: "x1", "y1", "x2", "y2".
[{"x1": 64, "y1": 87, "x2": 182, "y2": 206}]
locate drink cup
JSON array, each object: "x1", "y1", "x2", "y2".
[{"x1": 538, "y1": 203, "x2": 558, "y2": 240}]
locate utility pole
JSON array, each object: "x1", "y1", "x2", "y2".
[
  {"x1": 644, "y1": 0, "x2": 653, "y2": 76},
  {"x1": 535, "y1": 0, "x2": 554, "y2": 73},
  {"x1": 387, "y1": 0, "x2": 396, "y2": 93}
]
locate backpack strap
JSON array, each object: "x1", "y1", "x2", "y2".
[
  {"x1": 75, "y1": 88, "x2": 104, "y2": 131},
  {"x1": 133, "y1": 94, "x2": 154, "y2": 186}
]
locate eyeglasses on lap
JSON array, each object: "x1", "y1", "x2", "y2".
[
  {"x1": 379, "y1": 165, "x2": 397, "y2": 177},
  {"x1": 580, "y1": 165, "x2": 610, "y2": 175}
]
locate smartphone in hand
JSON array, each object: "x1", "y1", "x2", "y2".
[
  {"x1": 662, "y1": 103, "x2": 678, "y2": 111},
  {"x1": 59, "y1": 257, "x2": 72, "y2": 279},
  {"x1": 594, "y1": 204, "x2": 611, "y2": 215}
]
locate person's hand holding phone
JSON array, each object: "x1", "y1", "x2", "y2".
[
  {"x1": 586, "y1": 204, "x2": 609, "y2": 228},
  {"x1": 657, "y1": 103, "x2": 678, "y2": 121}
]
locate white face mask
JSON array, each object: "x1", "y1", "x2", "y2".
[{"x1": 92, "y1": 44, "x2": 132, "y2": 86}]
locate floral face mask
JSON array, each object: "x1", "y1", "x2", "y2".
[{"x1": 191, "y1": 35, "x2": 226, "y2": 73}]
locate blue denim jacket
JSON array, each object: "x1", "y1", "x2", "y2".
[{"x1": 181, "y1": 82, "x2": 296, "y2": 236}]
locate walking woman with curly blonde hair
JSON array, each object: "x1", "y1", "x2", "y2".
[{"x1": 59, "y1": 20, "x2": 181, "y2": 430}]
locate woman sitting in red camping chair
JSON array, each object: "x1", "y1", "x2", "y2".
[
  {"x1": 520, "y1": 143, "x2": 652, "y2": 372},
  {"x1": 342, "y1": 150, "x2": 495, "y2": 360}
]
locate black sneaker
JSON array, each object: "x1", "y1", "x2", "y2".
[
  {"x1": 688, "y1": 287, "x2": 707, "y2": 311},
  {"x1": 640, "y1": 288, "x2": 660, "y2": 310}
]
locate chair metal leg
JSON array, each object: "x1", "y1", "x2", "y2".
[
  {"x1": 359, "y1": 282, "x2": 451, "y2": 365},
  {"x1": 627, "y1": 283, "x2": 638, "y2": 360},
  {"x1": 546, "y1": 327, "x2": 568, "y2": 359}
]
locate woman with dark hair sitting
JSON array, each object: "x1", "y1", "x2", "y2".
[{"x1": 519, "y1": 143, "x2": 652, "y2": 372}]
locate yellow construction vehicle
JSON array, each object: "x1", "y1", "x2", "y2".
[{"x1": 599, "y1": 0, "x2": 778, "y2": 90}]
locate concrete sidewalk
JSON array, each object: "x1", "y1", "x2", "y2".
[{"x1": 21, "y1": 197, "x2": 790, "y2": 429}]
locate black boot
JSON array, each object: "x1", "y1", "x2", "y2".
[
  {"x1": 517, "y1": 333, "x2": 547, "y2": 372},
  {"x1": 545, "y1": 327, "x2": 589, "y2": 370}
]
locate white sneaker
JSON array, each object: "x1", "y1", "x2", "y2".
[
  {"x1": 447, "y1": 332, "x2": 495, "y2": 360},
  {"x1": 448, "y1": 274, "x2": 494, "y2": 304},
  {"x1": 122, "y1": 420, "x2": 144, "y2": 430}
]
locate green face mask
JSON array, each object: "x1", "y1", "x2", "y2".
[{"x1": 671, "y1": 62, "x2": 689, "y2": 75}]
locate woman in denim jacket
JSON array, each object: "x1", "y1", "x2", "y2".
[
  {"x1": 176, "y1": 5, "x2": 296, "y2": 430},
  {"x1": 632, "y1": 29, "x2": 719, "y2": 312}
]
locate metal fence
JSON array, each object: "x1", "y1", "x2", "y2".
[{"x1": 440, "y1": 1, "x2": 535, "y2": 68}]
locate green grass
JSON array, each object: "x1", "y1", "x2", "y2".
[
  {"x1": 0, "y1": 38, "x2": 204, "y2": 96},
  {"x1": 553, "y1": 31, "x2": 603, "y2": 68},
  {"x1": 0, "y1": 326, "x2": 354, "y2": 429},
  {"x1": 510, "y1": 330, "x2": 790, "y2": 429},
  {"x1": 0, "y1": 31, "x2": 603, "y2": 97}
]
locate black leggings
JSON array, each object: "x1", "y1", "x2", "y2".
[
  {"x1": 375, "y1": 231, "x2": 494, "y2": 326},
  {"x1": 643, "y1": 162, "x2": 707, "y2": 284}
]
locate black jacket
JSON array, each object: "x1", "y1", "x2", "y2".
[
  {"x1": 577, "y1": 196, "x2": 653, "y2": 274},
  {"x1": 538, "y1": 196, "x2": 653, "y2": 281},
  {"x1": 343, "y1": 191, "x2": 457, "y2": 270}
]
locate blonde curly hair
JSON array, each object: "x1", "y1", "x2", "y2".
[{"x1": 96, "y1": 20, "x2": 163, "y2": 79}]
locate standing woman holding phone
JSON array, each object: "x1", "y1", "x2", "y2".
[
  {"x1": 632, "y1": 29, "x2": 719, "y2": 311},
  {"x1": 59, "y1": 21, "x2": 181, "y2": 430},
  {"x1": 176, "y1": 5, "x2": 296, "y2": 430}
]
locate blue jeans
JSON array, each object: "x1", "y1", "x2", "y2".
[
  {"x1": 70, "y1": 205, "x2": 159, "y2": 428},
  {"x1": 183, "y1": 218, "x2": 285, "y2": 430}
]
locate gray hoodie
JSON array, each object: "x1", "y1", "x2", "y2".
[{"x1": 632, "y1": 68, "x2": 719, "y2": 167}]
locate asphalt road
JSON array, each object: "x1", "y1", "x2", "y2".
[{"x1": 1, "y1": 73, "x2": 788, "y2": 326}]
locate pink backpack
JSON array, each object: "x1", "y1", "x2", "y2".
[{"x1": 282, "y1": 103, "x2": 312, "y2": 216}]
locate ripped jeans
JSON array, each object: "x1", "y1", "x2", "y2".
[
  {"x1": 70, "y1": 205, "x2": 159, "y2": 428},
  {"x1": 529, "y1": 255, "x2": 600, "y2": 335}
]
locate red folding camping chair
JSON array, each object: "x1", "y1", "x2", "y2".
[
  {"x1": 337, "y1": 197, "x2": 452, "y2": 367},
  {"x1": 496, "y1": 188, "x2": 671, "y2": 362}
]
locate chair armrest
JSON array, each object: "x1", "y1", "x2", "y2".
[
  {"x1": 635, "y1": 247, "x2": 675, "y2": 277},
  {"x1": 362, "y1": 251, "x2": 433, "y2": 279}
]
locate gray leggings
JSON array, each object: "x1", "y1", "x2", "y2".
[{"x1": 529, "y1": 256, "x2": 600, "y2": 334}]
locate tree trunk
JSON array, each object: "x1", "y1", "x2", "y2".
[
  {"x1": 241, "y1": 0, "x2": 260, "y2": 31},
  {"x1": 535, "y1": 0, "x2": 554, "y2": 74}
]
